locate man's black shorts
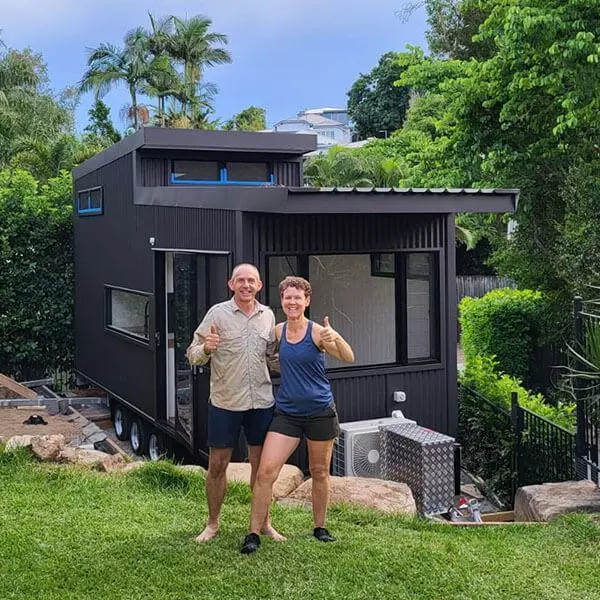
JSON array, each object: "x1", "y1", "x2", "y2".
[
  {"x1": 207, "y1": 404, "x2": 274, "y2": 448},
  {"x1": 269, "y1": 404, "x2": 340, "y2": 441}
]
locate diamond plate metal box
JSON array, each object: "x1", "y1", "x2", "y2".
[{"x1": 381, "y1": 423, "x2": 455, "y2": 516}]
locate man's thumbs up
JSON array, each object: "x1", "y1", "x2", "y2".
[
  {"x1": 320, "y1": 315, "x2": 337, "y2": 344},
  {"x1": 204, "y1": 323, "x2": 220, "y2": 354}
]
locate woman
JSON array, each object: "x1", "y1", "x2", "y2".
[{"x1": 241, "y1": 276, "x2": 354, "y2": 554}]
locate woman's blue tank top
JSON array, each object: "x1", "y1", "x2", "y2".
[{"x1": 276, "y1": 321, "x2": 333, "y2": 416}]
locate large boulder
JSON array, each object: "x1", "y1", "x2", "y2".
[
  {"x1": 226, "y1": 463, "x2": 304, "y2": 498},
  {"x1": 58, "y1": 447, "x2": 126, "y2": 472},
  {"x1": 280, "y1": 476, "x2": 417, "y2": 515},
  {"x1": 31, "y1": 435, "x2": 66, "y2": 461},
  {"x1": 515, "y1": 480, "x2": 600, "y2": 522}
]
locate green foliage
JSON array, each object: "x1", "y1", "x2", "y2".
[
  {"x1": 0, "y1": 47, "x2": 73, "y2": 170},
  {"x1": 223, "y1": 105, "x2": 266, "y2": 131},
  {"x1": 303, "y1": 146, "x2": 408, "y2": 188},
  {"x1": 459, "y1": 288, "x2": 547, "y2": 381},
  {"x1": 83, "y1": 99, "x2": 121, "y2": 145},
  {"x1": 346, "y1": 51, "x2": 411, "y2": 139},
  {"x1": 460, "y1": 355, "x2": 575, "y2": 430},
  {"x1": 0, "y1": 169, "x2": 73, "y2": 378}
]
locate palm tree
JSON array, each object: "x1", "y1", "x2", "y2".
[
  {"x1": 79, "y1": 28, "x2": 151, "y2": 129},
  {"x1": 165, "y1": 15, "x2": 231, "y2": 119}
]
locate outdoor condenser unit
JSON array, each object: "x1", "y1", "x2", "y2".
[
  {"x1": 332, "y1": 415, "x2": 416, "y2": 478},
  {"x1": 381, "y1": 423, "x2": 455, "y2": 516}
]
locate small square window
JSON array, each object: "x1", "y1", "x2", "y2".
[
  {"x1": 77, "y1": 188, "x2": 103, "y2": 216},
  {"x1": 172, "y1": 160, "x2": 220, "y2": 182},
  {"x1": 226, "y1": 162, "x2": 270, "y2": 182}
]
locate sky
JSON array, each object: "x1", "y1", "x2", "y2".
[{"x1": 0, "y1": 0, "x2": 428, "y2": 133}]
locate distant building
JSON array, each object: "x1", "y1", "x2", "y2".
[{"x1": 272, "y1": 107, "x2": 353, "y2": 152}]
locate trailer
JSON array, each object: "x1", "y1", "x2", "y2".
[{"x1": 72, "y1": 128, "x2": 517, "y2": 464}]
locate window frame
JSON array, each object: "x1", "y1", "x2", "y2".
[
  {"x1": 266, "y1": 250, "x2": 441, "y2": 371},
  {"x1": 105, "y1": 285, "x2": 152, "y2": 345},
  {"x1": 170, "y1": 159, "x2": 276, "y2": 186},
  {"x1": 76, "y1": 186, "x2": 103, "y2": 216}
]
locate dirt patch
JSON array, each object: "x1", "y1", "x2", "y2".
[{"x1": 0, "y1": 407, "x2": 82, "y2": 443}]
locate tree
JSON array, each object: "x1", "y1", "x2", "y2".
[
  {"x1": 79, "y1": 28, "x2": 153, "y2": 129},
  {"x1": 388, "y1": 0, "x2": 600, "y2": 328},
  {"x1": 223, "y1": 106, "x2": 266, "y2": 131},
  {"x1": 83, "y1": 99, "x2": 121, "y2": 144},
  {"x1": 346, "y1": 51, "x2": 411, "y2": 139},
  {"x1": 164, "y1": 15, "x2": 231, "y2": 121}
]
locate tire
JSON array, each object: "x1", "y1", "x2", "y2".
[
  {"x1": 148, "y1": 430, "x2": 166, "y2": 461},
  {"x1": 129, "y1": 417, "x2": 149, "y2": 456},
  {"x1": 113, "y1": 404, "x2": 131, "y2": 442}
]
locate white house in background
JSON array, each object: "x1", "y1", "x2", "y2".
[{"x1": 272, "y1": 107, "x2": 353, "y2": 152}]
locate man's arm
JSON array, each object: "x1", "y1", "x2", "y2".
[
  {"x1": 186, "y1": 309, "x2": 217, "y2": 366},
  {"x1": 265, "y1": 312, "x2": 280, "y2": 373}
]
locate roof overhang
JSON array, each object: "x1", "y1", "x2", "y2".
[
  {"x1": 133, "y1": 186, "x2": 518, "y2": 214},
  {"x1": 73, "y1": 128, "x2": 318, "y2": 180}
]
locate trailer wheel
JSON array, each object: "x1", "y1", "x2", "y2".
[
  {"x1": 130, "y1": 417, "x2": 148, "y2": 456},
  {"x1": 113, "y1": 405, "x2": 131, "y2": 441},
  {"x1": 148, "y1": 430, "x2": 166, "y2": 461}
]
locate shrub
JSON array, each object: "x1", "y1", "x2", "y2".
[
  {"x1": 460, "y1": 355, "x2": 575, "y2": 431},
  {"x1": 0, "y1": 169, "x2": 73, "y2": 379},
  {"x1": 459, "y1": 288, "x2": 548, "y2": 382}
]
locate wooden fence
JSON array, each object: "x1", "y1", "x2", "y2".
[{"x1": 456, "y1": 275, "x2": 515, "y2": 304}]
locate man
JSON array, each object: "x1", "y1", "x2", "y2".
[{"x1": 186, "y1": 263, "x2": 283, "y2": 543}]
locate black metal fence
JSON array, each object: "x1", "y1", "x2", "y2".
[
  {"x1": 573, "y1": 296, "x2": 600, "y2": 484},
  {"x1": 459, "y1": 385, "x2": 576, "y2": 506}
]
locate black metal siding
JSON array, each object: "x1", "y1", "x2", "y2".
[
  {"x1": 74, "y1": 154, "x2": 156, "y2": 417},
  {"x1": 274, "y1": 161, "x2": 301, "y2": 186},
  {"x1": 245, "y1": 212, "x2": 453, "y2": 436},
  {"x1": 74, "y1": 154, "x2": 238, "y2": 423}
]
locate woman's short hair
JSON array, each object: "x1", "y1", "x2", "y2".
[{"x1": 279, "y1": 276, "x2": 312, "y2": 297}]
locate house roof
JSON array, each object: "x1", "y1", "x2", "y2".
[
  {"x1": 275, "y1": 113, "x2": 347, "y2": 129},
  {"x1": 133, "y1": 185, "x2": 519, "y2": 215},
  {"x1": 302, "y1": 107, "x2": 347, "y2": 114},
  {"x1": 73, "y1": 127, "x2": 317, "y2": 180}
]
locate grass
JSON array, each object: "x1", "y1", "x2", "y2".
[{"x1": 1, "y1": 450, "x2": 599, "y2": 600}]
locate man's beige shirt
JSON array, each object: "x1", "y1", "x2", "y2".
[{"x1": 186, "y1": 298, "x2": 277, "y2": 411}]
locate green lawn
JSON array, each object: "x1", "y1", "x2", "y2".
[{"x1": 1, "y1": 449, "x2": 599, "y2": 600}]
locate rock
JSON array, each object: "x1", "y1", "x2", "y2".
[
  {"x1": 179, "y1": 465, "x2": 207, "y2": 475},
  {"x1": 514, "y1": 480, "x2": 600, "y2": 522},
  {"x1": 5, "y1": 435, "x2": 35, "y2": 451},
  {"x1": 280, "y1": 476, "x2": 417, "y2": 515},
  {"x1": 58, "y1": 447, "x2": 126, "y2": 471},
  {"x1": 31, "y1": 435, "x2": 66, "y2": 461},
  {"x1": 225, "y1": 462, "x2": 304, "y2": 498}
]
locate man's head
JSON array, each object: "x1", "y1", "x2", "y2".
[{"x1": 228, "y1": 263, "x2": 262, "y2": 305}]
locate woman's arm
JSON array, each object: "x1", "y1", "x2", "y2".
[{"x1": 313, "y1": 317, "x2": 355, "y2": 363}]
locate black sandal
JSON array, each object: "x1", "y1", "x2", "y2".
[
  {"x1": 313, "y1": 527, "x2": 335, "y2": 542},
  {"x1": 240, "y1": 533, "x2": 261, "y2": 554}
]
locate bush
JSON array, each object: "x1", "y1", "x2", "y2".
[
  {"x1": 0, "y1": 169, "x2": 73, "y2": 379},
  {"x1": 460, "y1": 355, "x2": 575, "y2": 431},
  {"x1": 459, "y1": 288, "x2": 548, "y2": 382}
]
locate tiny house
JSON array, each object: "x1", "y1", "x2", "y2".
[{"x1": 72, "y1": 128, "x2": 517, "y2": 462}]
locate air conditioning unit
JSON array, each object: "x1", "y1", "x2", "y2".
[{"x1": 333, "y1": 415, "x2": 416, "y2": 478}]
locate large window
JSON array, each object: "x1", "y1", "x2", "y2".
[
  {"x1": 106, "y1": 286, "x2": 150, "y2": 341},
  {"x1": 171, "y1": 160, "x2": 275, "y2": 186},
  {"x1": 267, "y1": 252, "x2": 439, "y2": 369},
  {"x1": 76, "y1": 187, "x2": 103, "y2": 216}
]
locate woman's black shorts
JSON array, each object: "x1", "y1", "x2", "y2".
[{"x1": 269, "y1": 404, "x2": 340, "y2": 441}]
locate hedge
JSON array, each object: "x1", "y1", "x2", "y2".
[
  {"x1": 0, "y1": 169, "x2": 73, "y2": 379},
  {"x1": 459, "y1": 288, "x2": 548, "y2": 382}
]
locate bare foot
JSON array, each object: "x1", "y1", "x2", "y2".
[
  {"x1": 194, "y1": 523, "x2": 219, "y2": 543},
  {"x1": 262, "y1": 523, "x2": 287, "y2": 542}
]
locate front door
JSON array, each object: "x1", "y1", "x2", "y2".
[{"x1": 163, "y1": 252, "x2": 230, "y2": 451}]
